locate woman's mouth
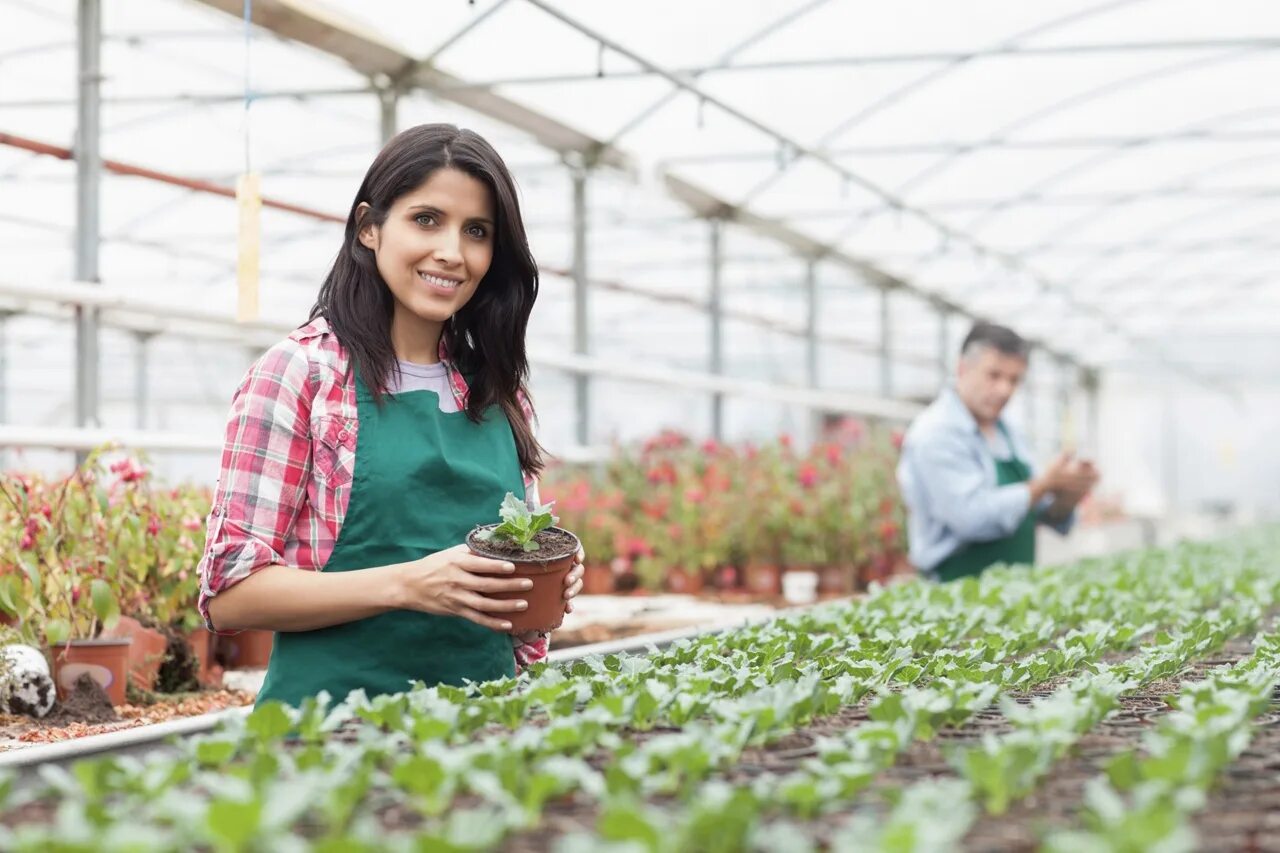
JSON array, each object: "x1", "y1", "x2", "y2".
[{"x1": 418, "y1": 271, "x2": 464, "y2": 293}]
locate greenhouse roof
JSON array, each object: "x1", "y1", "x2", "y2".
[{"x1": 4, "y1": 0, "x2": 1280, "y2": 393}]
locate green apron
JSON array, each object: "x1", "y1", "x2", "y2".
[
  {"x1": 933, "y1": 423, "x2": 1037, "y2": 583},
  {"x1": 256, "y1": 370, "x2": 522, "y2": 709}
]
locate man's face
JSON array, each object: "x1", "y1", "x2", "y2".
[{"x1": 956, "y1": 346, "x2": 1027, "y2": 425}]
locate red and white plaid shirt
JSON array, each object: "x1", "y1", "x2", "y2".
[{"x1": 196, "y1": 316, "x2": 548, "y2": 669}]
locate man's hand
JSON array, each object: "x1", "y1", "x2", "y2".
[{"x1": 1030, "y1": 453, "x2": 1100, "y2": 507}]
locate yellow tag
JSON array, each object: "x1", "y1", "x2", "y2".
[
  {"x1": 236, "y1": 172, "x2": 261, "y2": 323},
  {"x1": 1060, "y1": 407, "x2": 1076, "y2": 455}
]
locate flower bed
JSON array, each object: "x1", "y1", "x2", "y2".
[{"x1": 542, "y1": 421, "x2": 907, "y2": 597}]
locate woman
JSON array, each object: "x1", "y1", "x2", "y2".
[{"x1": 197, "y1": 124, "x2": 584, "y2": 709}]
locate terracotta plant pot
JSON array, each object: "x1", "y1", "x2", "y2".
[
  {"x1": 666, "y1": 566, "x2": 704, "y2": 595},
  {"x1": 219, "y1": 629, "x2": 275, "y2": 669},
  {"x1": 186, "y1": 628, "x2": 219, "y2": 686},
  {"x1": 581, "y1": 563, "x2": 616, "y2": 595},
  {"x1": 743, "y1": 561, "x2": 782, "y2": 597},
  {"x1": 49, "y1": 638, "x2": 132, "y2": 706},
  {"x1": 818, "y1": 564, "x2": 854, "y2": 596},
  {"x1": 104, "y1": 616, "x2": 169, "y2": 690},
  {"x1": 467, "y1": 525, "x2": 580, "y2": 635}
]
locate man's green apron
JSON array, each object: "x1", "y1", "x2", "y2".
[
  {"x1": 256, "y1": 370, "x2": 523, "y2": 708},
  {"x1": 933, "y1": 423, "x2": 1037, "y2": 583}
]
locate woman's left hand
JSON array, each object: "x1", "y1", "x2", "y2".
[
  {"x1": 515, "y1": 547, "x2": 585, "y2": 642},
  {"x1": 564, "y1": 547, "x2": 585, "y2": 614}
]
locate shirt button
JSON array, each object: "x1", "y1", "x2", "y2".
[{"x1": 338, "y1": 430, "x2": 349, "y2": 440}]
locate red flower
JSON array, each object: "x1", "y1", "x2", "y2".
[
  {"x1": 684, "y1": 488, "x2": 705, "y2": 505},
  {"x1": 891, "y1": 430, "x2": 905, "y2": 450},
  {"x1": 797, "y1": 463, "x2": 819, "y2": 489},
  {"x1": 71, "y1": 586, "x2": 82, "y2": 605},
  {"x1": 824, "y1": 444, "x2": 843, "y2": 466},
  {"x1": 879, "y1": 520, "x2": 899, "y2": 543},
  {"x1": 147, "y1": 515, "x2": 162, "y2": 537},
  {"x1": 779, "y1": 434, "x2": 793, "y2": 450},
  {"x1": 19, "y1": 533, "x2": 34, "y2": 551},
  {"x1": 39, "y1": 503, "x2": 52, "y2": 520},
  {"x1": 700, "y1": 439, "x2": 720, "y2": 455}
]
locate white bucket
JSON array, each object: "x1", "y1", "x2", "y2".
[{"x1": 782, "y1": 570, "x2": 819, "y2": 605}]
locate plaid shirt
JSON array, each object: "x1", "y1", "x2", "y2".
[{"x1": 196, "y1": 316, "x2": 548, "y2": 670}]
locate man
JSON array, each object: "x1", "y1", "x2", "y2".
[{"x1": 897, "y1": 322, "x2": 1099, "y2": 581}]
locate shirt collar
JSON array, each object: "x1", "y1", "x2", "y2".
[{"x1": 940, "y1": 386, "x2": 1005, "y2": 438}]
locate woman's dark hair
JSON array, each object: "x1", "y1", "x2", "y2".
[{"x1": 309, "y1": 123, "x2": 544, "y2": 476}]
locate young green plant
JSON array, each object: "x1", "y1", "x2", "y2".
[{"x1": 475, "y1": 492, "x2": 559, "y2": 553}]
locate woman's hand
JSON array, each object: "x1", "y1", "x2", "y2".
[
  {"x1": 515, "y1": 547, "x2": 585, "y2": 643},
  {"x1": 393, "y1": 544, "x2": 532, "y2": 632}
]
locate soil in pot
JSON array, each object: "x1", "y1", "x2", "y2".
[
  {"x1": 467, "y1": 526, "x2": 579, "y2": 634},
  {"x1": 44, "y1": 672, "x2": 119, "y2": 723},
  {"x1": 155, "y1": 626, "x2": 201, "y2": 693},
  {"x1": 49, "y1": 639, "x2": 132, "y2": 706}
]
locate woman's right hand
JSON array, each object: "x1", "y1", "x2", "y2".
[{"x1": 392, "y1": 544, "x2": 531, "y2": 632}]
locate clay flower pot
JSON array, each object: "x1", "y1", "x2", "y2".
[
  {"x1": 185, "y1": 628, "x2": 219, "y2": 686},
  {"x1": 219, "y1": 629, "x2": 274, "y2": 670},
  {"x1": 49, "y1": 638, "x2": 132, "y2": 706},
  {"x1": 744, "y1": 561, "x2": 782, "y2": 597},
  {"x1": 104, "y1": 616, "x2": 168, "y2": 690},
  {"x1": 666, "y1": 566, "x2": 704, "y2": 595},
  {"x1": 818, "y1": 564, "x2": 854, "y2": 596},
  {"x1": 581, "y1": 563, "x2": 616, "y2": 595},
  {"x1": 467, "y1": 525, "x2": 580, "y2": 634}
]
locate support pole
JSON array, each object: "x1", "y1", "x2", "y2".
[
  {"x1": 571, "y1": 164, "x2": 590, "y2": 447},
  {"x1": 378, "y1": 86, "x2": 398, "y2": 145},
  {"x1": 804, "y1": 259, "x2": 820, "y2": 440},
  {"x1": 134, "y1": 331, "x2": 155, "y2": 430},
  {"x1": 937, "y1": 305, "x2": 950, "y2": 389},
  {"x1": 709, "y1": 217, "x2": 724, "y2": 440},
  {"x1": 74, "y1": 0, "x2": 103, "y2": 454},
  {"x1": 878, "y1": 287, "x2": 892, "y2": 398}
]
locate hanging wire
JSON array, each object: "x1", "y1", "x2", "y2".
[{"x1": 242, "y1": 0, "x2": 253, "y2": 174}]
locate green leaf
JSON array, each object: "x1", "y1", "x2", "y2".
[
  {"x1": 45, "y1": 618, "x2": 70, "y2": 646},
  {"x1": 245, "y1": 701, "x2": 293, "y2": 744},
  {"x1": 90, "y1": 579, "x2": 120, "y2": 631},
  {"x1": 205, "y1": 797, "x2": 262, "y2": 851}
]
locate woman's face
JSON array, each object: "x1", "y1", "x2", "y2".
[{"x1": 358, "y1": 166, "x2": 496, "y2": 336}]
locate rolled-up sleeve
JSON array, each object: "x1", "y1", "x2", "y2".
[
  {"x1": 197, "y1": 339, "x2": 314, "y2": 634},
  {"x1": 914, "y1": 432, "x2": 1032, "y2": 543}
]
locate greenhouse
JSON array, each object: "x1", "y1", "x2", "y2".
[{"x1": 0, "y1": 0, "x2": 1278, "y2": 849}]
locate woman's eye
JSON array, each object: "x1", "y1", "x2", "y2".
[
  {"x1": 467, "y1": 225, "x2": 489, "y2": 239},
  {"x1": 415, "y1": 214, "x2": 436, "y2": 227}
]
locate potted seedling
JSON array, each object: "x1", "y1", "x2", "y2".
[{"x1": 467, "y1": 493, "x2": 580, "y2": 634}]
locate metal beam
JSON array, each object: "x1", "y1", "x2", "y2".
[
  {"x1": 660, "y1": 171, "x2": 1082, "y2": 369},
  {"x1": 192, "y1": 0, "x2": 631, "y2": 172},
  {"x1": 74, "y1": 0, "x2": 102, "y2": 441},
  {"x1": 523, "y1": 0, "x2": 1214, "y2": 390},
  {"x1": 937, "y1": 307, "x2": 950, "y2": 389},
  {"x1": 441, "y1": 38, "x2": 1280, "y2": 88}
]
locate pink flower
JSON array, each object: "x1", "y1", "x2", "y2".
[
  {"x1": 779, "y1": 434, "x2": 793, "y2": 450},
  {"x1": 700, "y1": 439, "x2": 720, "y2": 455},
  {"x1": 147, "y1": 515, "x2": 162, "y2": 536},
  {"x1": 684, "y1": 488, "x2": 705, "y2": 505},
  {"x1": 19, "y1": 533, "x2": 33, "y2": 551},
  {"x1": 798, "y1": 463, "x2": 819, "y2": 489},
  {"x1": 891, "y1": 430, "x2": 905, "y2": 450},
  {"x1": 71, "y1": 586, "x2": 81, "y2": 605}
]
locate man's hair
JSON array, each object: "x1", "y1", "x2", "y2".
[{"x1": 960, "y1": 321, "x2": 1029, "y2": 361}]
